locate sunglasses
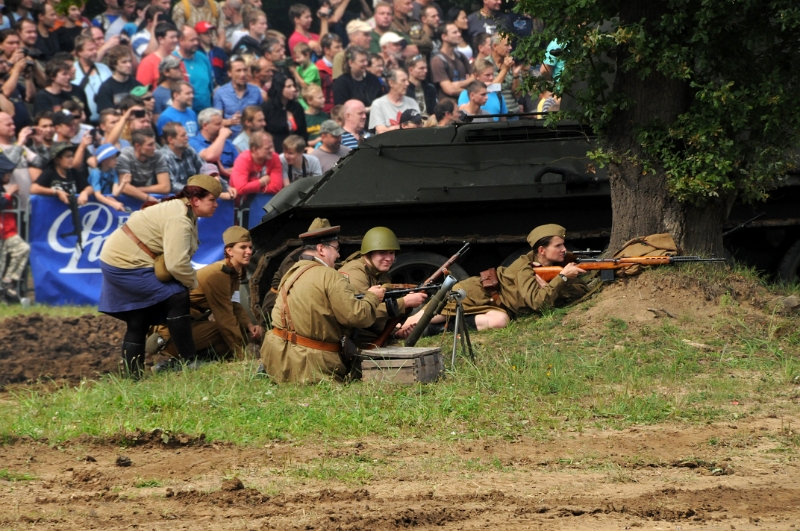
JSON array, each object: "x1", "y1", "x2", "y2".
[{"x1": 141, "y1": 96, "x2": 153, "y2": 101}]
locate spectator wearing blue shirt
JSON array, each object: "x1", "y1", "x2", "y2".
[
  {"x1": 195, "y1": 21, "x2": 229, "y2": 87},
  {"x1": 88, "y1": 143, "x2": 128, "y2": 212},
  {"x1": 212, "y1": 57, "x2": 263, "y2": 136},
  {"x1": 173, "y1": 25, "x2": 214, "y2": 113},
  {"x1": 155, "y1": 81, "x2": 199, "y2": 138},
  {"x1": 457, "y1": 59, "x2": 507, "y2": 121},
  {"x1": 189, "y1": 108, "x2": 237, "y2": 178},
  {"x1": 152, "y1": 55, "x2": 184, "y2": 122}
]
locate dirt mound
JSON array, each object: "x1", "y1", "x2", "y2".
[
  {"x1": 0, "y1": 313, "x2": 123, "y2": 386},
  {"x1": 564, "y1": 270, "x2": 781, "y2": 334}
]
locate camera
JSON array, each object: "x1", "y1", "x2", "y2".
[
  {"x1": 119, "y1": 36, "x2": 130, "y2": 45},
  {"x1": 132, "y1": 109, "x2": 147, "y2": 118},
  {"x1": 21, "y1": 47, "x2": 42, "y2": 67}
]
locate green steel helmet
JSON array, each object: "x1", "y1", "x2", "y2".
[{"x1": 361, "y1": 227, "x2": 401, "y2": 254}]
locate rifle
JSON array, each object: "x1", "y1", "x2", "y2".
[
  {"x1": 368, "y1": 243, "x2": 470, "y2": 348},
  {"x1": 723, "y1": 213, "x2": 765, "y2": 238},
  {"x1": 356, "y1": 284, "x2": 442, "y2": 301},
  {"x1": 58, "y1": 192, "x2": 83, "y2": 252},
  {"x1": 534, "y1": 255, "x2": 726, "y2": 282}
]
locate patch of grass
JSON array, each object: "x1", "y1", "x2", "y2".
[
  {"x1": 134, "y1": 478, "x2": 163, "y2": 488},
  {"x1": 0, "y1": 469, "x2": 36, "y2": 482},
  {"x1": 0, "y1": 304, "x2": 96, "y2": 320},
  {"x1": 0, "y1": 268, "x2": 798, "y2": 447}
]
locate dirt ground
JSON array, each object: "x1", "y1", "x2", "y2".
[
  {"x1": 0, "y1": 313, "x2": 124, "y2": 386},
  {"x1": 1, "y1": 414, "x2": 799, "y2": 530}
]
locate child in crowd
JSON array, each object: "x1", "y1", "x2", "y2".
[
  {"x1": 303, "y1": 84, "x2": 330, "y2": 148},
  {"x1": 292, "y1": 42, "x2": 321, "y2": 102},
  {"x1": 199, "y1": 162, "x2": 237, "y2": 201},
  {"x1": 279, "y1": 135, "x2": 322, "y2": 187},
  {"x1": 88, "y1": 143, "x2": 129, "y2": 212},
  {"x1": 0, "y1": 153, "x2": 30, "y2": 303}
]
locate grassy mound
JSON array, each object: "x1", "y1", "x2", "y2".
[{"x1": 0, "y1": 266, "x2": 798, "y2": 447}]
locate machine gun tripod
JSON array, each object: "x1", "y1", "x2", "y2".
[{"x1": 446, "y1": 288, "x2": 474, "y2": 365}]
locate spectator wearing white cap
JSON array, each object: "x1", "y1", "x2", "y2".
[
  {"x1": 368, "y1": 68, "x2": 419, "y2": 133},
  {"x1": 332, "y1": 45, "x2": 383, "y2": 109},
  {"x1": 310, "y1": 119, "x2": 350, "y2": 173},
  {"x1": 89, "y1": 143, "x2": 128, "y2": 212},
  {"x1": 378, "y1": 31, "x2": 404, "y2": 72},
  {"x1": 319, "y1": 0, "x2": 374, "y2": 52},
  {"x1": 332, "y1": 19, "x2": 373, "y2": 79}
]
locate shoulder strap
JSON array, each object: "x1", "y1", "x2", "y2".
[
  {"x1": 279, "y1": 263, "x2": 317, "y2": 334},
  {"x1": 181, "y1": 0, "x2": 192, "y2": 19},
  {"x1": 433, "y1": 52, "x2": 451, "y2": 79}
]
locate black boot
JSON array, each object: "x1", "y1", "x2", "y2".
[
  {"x1": 166, "y1": 315, "x2": 198, "y2": 367},
  {"x1": 121, "y1": 342, "x2": 146, "y2": 379}
]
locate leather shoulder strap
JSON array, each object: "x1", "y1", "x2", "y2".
[{"x1": 279, "y1": 263, "x2": 318, "y2": 333}]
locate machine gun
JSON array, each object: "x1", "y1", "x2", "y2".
[
  {"x1": 534, "y1": 255, "x2": 726, "y2": 282},
  {"x1": 55, "y1": 183, "x2": 83, "y2": 252},
  {"x1": 368, "y1": 243, "x2": 470, "y2": 348}
]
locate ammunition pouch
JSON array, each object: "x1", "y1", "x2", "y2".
[{"x1": 479, "y1": 267, "x2": 502, "y2": 306}]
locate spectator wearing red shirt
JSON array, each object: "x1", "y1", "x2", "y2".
[
  {"x1": 135, "y1": 22, "x2": 179, "y2": 89},
  {"x1": 315, "y1": 33, "x2": 342, "y2": 114},
  {"x1": 287, "y1": 3, "x2": 321, "y2": 56},
  {"x1": 229, "y1": 130, "x2": 282, "y2": 206}
]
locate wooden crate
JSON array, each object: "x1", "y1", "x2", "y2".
[{"x1": 359, "y1": 347, "x2": 444, "y2": 384}]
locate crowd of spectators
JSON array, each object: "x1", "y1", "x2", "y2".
[{"x1": 0, "y1": 0, "x2": 560, "y2": 300}]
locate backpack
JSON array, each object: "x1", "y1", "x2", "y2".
[{"x1": 433, "y1": 50, "x2": 468, "y2": 82}]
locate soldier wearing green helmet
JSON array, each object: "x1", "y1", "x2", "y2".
[{"x1": 339, "y1": 226, "x2": 429, "y2": 348}]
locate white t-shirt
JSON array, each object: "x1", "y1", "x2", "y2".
[
  {"x1": 368, "y1": 95, "x2": 421, "y2": 130},
  {"x1": 279, "y1": 153, "x2": 323, "y2": 183}
]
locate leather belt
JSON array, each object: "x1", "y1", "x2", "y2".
[
  {"x1": 272, "y1": 327, "x2": 341, "y2": 353},
  {"x1": 270, "y1": 287, "x2": 279, "y2": 294},
  {"x1": 121, "y1": 224, "x2": 157, "y2": 260}
]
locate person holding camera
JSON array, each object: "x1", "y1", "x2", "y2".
[
  {"x1": 95, "y1": 45, "x2": 143, "y2": 113},
  {"x1": 0, "y1": 30, "x2": 34, "y2": 130}
]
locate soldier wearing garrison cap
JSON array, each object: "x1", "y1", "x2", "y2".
[
  {"x1": 148, "y1": 226, "x2": 264, "y2": 372},
  {"x1": 401, "y1": 224, "x2": 590, "y2": 334},
  {"x1": 339, "y1": 226, "x2": 428, "y2": 348},
  {"x1": 260, "y1": 224, "x2": 386, "y2": 384}
]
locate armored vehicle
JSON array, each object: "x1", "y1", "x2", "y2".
[{"x1": 248, "y1": 119, "x2": 800, "y2": 319}]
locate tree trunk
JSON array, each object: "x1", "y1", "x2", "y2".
[{"x1": 604, "y1": 1, "x2": 733, "y2": 256}]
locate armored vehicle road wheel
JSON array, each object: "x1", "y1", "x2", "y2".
[{"x1": 390, "y1": 252, "x2": 469, "y2": 286}]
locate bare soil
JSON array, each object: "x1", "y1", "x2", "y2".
[{"x1": 1, "y1": 414, "x2": 799, "y2": 530}]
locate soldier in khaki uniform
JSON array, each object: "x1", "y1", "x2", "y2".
[
  {"x1": 391, "y1": 0, "x2": 433, "y2": 56},
  {"x1": 262, "y1": 218, "x2": 333, "y2": 318},
  {"x1": 401, "y1": 224, "x2": 589, "y2": 333},
  {"x1": 339, "y1": 227, "x2": 427, "y2": 348},
  {"x1": 261, "y1": 225, "x2": 386, "y2": 384},
  {"x1": 150, "y1": 226, "x2": 264, "y2": 371}
]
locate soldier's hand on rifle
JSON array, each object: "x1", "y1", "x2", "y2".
[
  {"x1": 560, "y1": 262, "x2": 586, "y2": 279},
  {"x1": 367, "y1": 285, "x2": 385, "y2": 302},
  {"x1": 54, "y1": 189, "x2": 69, "y2": 205},
  {"x1": 402, "y1": 292, "x2": 428, "y2": 309}
]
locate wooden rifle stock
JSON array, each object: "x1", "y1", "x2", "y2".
[
  {"x1": 370, "y1": 243, "x2": 471, "y2": 348},
  {"x1": 533, "y1": 256, "x2": 725, "y2": 282}
]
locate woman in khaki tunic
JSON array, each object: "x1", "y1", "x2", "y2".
[
  {"x1": 261, "y1": 225, "x2": 385, "y2": 384},
  {"x1": 98, "y1": 174, "x2": 222, "y2": 377}
]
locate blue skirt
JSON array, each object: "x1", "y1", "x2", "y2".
[{"x1": 99, "y1": 261, "x2": 187, "y2": 315}]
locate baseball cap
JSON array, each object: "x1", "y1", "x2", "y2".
[
  {"x1": 200, "y1": 162, "x2": 220, "y2": 176},
  {"x1": 399, "y1": 109, "x2": 422, "y2": 125},
  {"x1": 52, "y1": 111, "x2": 76, "y2": 126},
  {"x1": 319, "y1": 120, "x2": 344, "y2": 136},
  {"x1": 158, "y1": 54, "x2": 182, "y2": 73},
  {"x1": 95, "y1": 144, "x2": 120, "y2": 165},
  {"x1": 130, "y1": 85, "x2": 149, "y2": 98},
  {"x1": 378, "y1": 32, "x2": 405, "y2": 47},
  {"x1": 346, "y1": 19, "x2": 372, "y2": 35},
  {"x1": 195, "y1": 21, "x2": 216, "y2": 34}
]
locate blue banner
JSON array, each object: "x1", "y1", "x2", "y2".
[
  {"x1": 244, "y1": 194, "x2": 274, "y2": 229},
  {"x1": 29, "y1": 195, "x2": 237, "y2": 306}
]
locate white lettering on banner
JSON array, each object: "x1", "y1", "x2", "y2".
[{"x1": 46, "y1": 204, "x2": 130, "y2": 274}]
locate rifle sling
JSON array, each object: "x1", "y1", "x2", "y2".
[{"x1": 121, "y1": 224, "x2": 158, "y2": 260}]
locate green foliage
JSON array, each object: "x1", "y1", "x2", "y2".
[
  {"x1": 0, "y1": 469, "x2": 36, "y2": 482},
  {"x1": 515, "y1": 0, "x2": 800, "y2": 204}
]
